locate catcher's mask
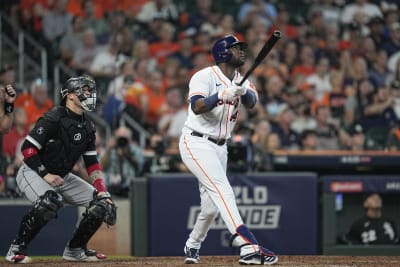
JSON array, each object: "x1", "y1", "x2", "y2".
[
  {"x1": 61, "y1": 76, "x2": 97, "y2": 111},
  {"x1": 212, "y1": 35, "x2": 248, "y2": 64}
]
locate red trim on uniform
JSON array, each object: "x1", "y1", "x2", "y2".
[
  {"x1": 22, "y1": 147, "x2": 38, "y2": 159},
  {"x1": 183, "y1": 134, "x2": 238, "y2": 229},
  {"x1": 92, "y1": 178, "x2": 107, "y2": 192},
  {"x1": 87, "y1": 163, "x2": 102, "y2": 175}
]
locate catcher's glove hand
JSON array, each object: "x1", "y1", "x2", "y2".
[{"x1": 96, "y1": 192, "x2": 117, "y2": 226}]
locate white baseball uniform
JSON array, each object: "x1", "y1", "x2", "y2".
[{"x1": 179, "y1": 65, "x2": 257, "y2": 249}]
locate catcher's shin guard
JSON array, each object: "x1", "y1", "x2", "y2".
[
  {"x1": 14, "y1": 190, "x2": 63, "y2": 246},
  {"x1": 68, "y1": 195, "x2": 108, "y2": 248}
]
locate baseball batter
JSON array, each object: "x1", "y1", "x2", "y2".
[
  {"x1": 179, "y1": 35, "x2": 278, "y2": 265},
  {"x1": 5, "y1": 76, "x2": 116, "y2": 263}
]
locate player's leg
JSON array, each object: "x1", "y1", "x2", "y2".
[
  {"x1": 181, "y1": 136, "x2": 278, "y2": 265},
  {"x1": 180, "y1": 135, "x2": 243, "y2": 233},
  {"x1": 184, "y1": 184, "x2": 219, "y2": 263},
  {"x1": 6, "y1": 164, "x2": 63, "y2": 263},
  {"x1": 59, "y1": 173, "x2": 107, "y2": 261}
]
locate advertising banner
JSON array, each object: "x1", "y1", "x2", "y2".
[
  {"x1": 323, "y1": 175, "x2": 400, "y2": 193},
  {"x1": 148, "y1": 173, "x2": 318, "y2": 256}
]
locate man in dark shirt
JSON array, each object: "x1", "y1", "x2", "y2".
[{"x1": 345, "y1": 193, "x2": 398, "y2": 245}]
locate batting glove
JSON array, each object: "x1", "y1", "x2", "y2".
[{"x1": 218, "y1": 87, "x2": 236, "y2": 102}]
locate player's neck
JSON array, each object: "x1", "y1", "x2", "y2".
[{"x1": 217, "y1": 64, "x2": 236, "y2": 81}]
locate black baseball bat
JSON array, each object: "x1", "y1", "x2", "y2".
[{"x1": 238, "y1": 30, "x2": 282, "y2": 86}]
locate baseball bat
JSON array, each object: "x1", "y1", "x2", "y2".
[{"x1": 238, "y1": 30, "x2": 282, "y2": 86}]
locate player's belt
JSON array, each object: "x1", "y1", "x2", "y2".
[{"x1": 191, "y1": 131, "x2": 226, "y2": 146}]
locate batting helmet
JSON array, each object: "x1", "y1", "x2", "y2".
[
  {"x1": 212, "y1": 35, "x2": 248, "y2": 64},
  {"x1": 60, "y1": 76, "x2": 97, "y2": 111}
]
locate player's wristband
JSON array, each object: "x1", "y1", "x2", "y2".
[
  {"x1": 4, "y1": 102, "x2": 14, "y2": 114},
  {"x1": 203, "y1": 93, "x2": 219, "y2": 110},
  {"x1": 241, "y1": 90, "x2": 256, "y2": 108},
  {"x1": 93, "y1": 178, "x2": 107, "y2": 192}
]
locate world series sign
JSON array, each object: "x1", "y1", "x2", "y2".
[{"x1": 147, "y1": 173, "x2": 318, "y2": 256}]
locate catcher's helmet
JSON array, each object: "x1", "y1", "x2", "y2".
[
  {"x1": 60, "y1": 76, "x2": 97, "y2": 111},
  {"x1": 212, "y1": 35, "x2": 248, "y2": 64}
]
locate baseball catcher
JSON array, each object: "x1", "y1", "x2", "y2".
[{"x1": 5, "y1": 76, "x2": 117, "y2": 263}]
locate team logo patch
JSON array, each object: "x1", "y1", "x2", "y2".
[
  {"x1": 73, "y1": 133, "x2": 82, "y2": 141},
  {"x1": 36, "y1": 127, "x2": 44, "y2": 135}
]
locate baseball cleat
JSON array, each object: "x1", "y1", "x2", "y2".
[
  {"x1": 63, "y1": 245, "x2": 106, "y2": 261},
  {"x1": 239, "y1": 252, "x2": 278, "y2": 265},
  {"x1": 5, "y1": 244, "x2": 33, "y2": 264},
  {"x1": 184, "y1": 245, "x2": 200, "y2": 264}
]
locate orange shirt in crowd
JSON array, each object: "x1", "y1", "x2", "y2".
[
  {"x1": 145, "y1": 86, "x2": 166, "y2": 124},
  {"x1": 23, "y1": 99, "x2": 54, "y2": 128},
  {"x1": 66, "y1": 0, "x2": 105, "y2": 18},
  {"x1": 149, "y1": 42, "x2": 180, "y2": 65}
]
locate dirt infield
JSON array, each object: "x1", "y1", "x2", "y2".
[{"x1": 2, "y1": 255, "x2": 400, "y2": 267}]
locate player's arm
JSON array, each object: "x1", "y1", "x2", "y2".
[
  {"x1": 82, "y1": 139, "x2": 108, "y2": 195},
  {"x1": 22, "y1": 117, "x2": 64, "y2": 186},
  {"x1": 0, "y1": 85, "x2": 17, "y2": 133},
  {"x1": 236, "y1": 80, "x2": 257, "y2": 109},
  {"x1": 240, "y1": 90, "x2": 257, "y2": 108},
  {"x1": 191, "y1": 94, "x2": 217, "y2": 114}
]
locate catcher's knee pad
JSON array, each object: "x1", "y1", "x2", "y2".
[{"x1": 34, "y1": 190, "x2": 64, "y2": 221}]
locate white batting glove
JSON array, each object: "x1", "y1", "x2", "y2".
[
  {"x1": 232, "y1": 83, "x2": 247, "y2": 96},
  {"x1": 218, "y1": 87, "x2": 236, "y2": 102}
]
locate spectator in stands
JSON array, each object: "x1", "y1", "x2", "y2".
[
  {"x1": 348, "y1": 123, "x2": 366, "y2": 151},
  {"x1": 381, "y1": 22, "x2": 400, "y2": 57},
  {"x1": 142, "y1": 69, "x2": 166, "y2": 131},
  {"x1": 281, "y1": 40, "x2": 298, "y2": 74},
  {"x1": 157, "y1": 87, "x2": 187, "y2": 140},
  {"x1": 291, "y1": 102, "x2": 317, "y2": 134},
  {"x1": 79, "y1": 0, "x2": 108, "y2": 43},
  {"x1": 148, "y1": 21, "x2": 180, "y2": 65},
  {"x1": 271, "y1": 105, "x2": 300, "y2": 150},
  {"x1": 42, "y1": 0, "x2": 72, "y2": 56},
  {"x1": 369, "y1": 49, "x2": 390, "y2": 87},
  {"x1": 314, "y1": 105, "x2": 351, "y2": 150},
  {"x1": 99, "y1": 126, "x2": 144, "y2": 197},
  {"x1": 342, "y1": 193, "x2": 399, "y2": 245},
  {"x1": 184, "y1": 0, "x2": 214, "y2": 31},
  {"x1": 367, "y1": 16, "x2": 387, "y2": 48},
  {"x1": 269, "y1": 3, "x2": 298, "y2": 41},
  {"x1": 59, "y1": 15, "x2": 84, "y2": 64},
  {"x1": 363, "y1": 83, "x2": 397, "y2": 130},
  {"x1": 251, "y1": 119, "x2": 274, "y2": 171},
  {"x1": 2, "y1": 108, "x2": 28, "y2": 159},
  {"x1": 291, "y1": 44, "x2": 316, "y2": 80},
  {"x1": 70, "y1": 28, "x2": 100, "y2": 75},
  {"x1": 319, "y1": 70, "x2": 352, "y2": 128},
  {"x1": 89, "y1": 35, "x2": 126, "y2": 79},
  {"x1": 299, "y1": 129, "x2": 318, "y2": 151},
  {"x1": 263, "y1": 75, "x2": 287, "y2": 123},
  {"x1": 340, "y1": 0, "x2": 383, "y2": 26},
  {"x1": 346, "y1": 78, "x2": 375, "y2": 124},
  {"x1": 219, "y1": 14, "x2": 244, "y2": 40},
  {"x1": 17, "y1": 0, "x2": 49, "y2": 42},
  {"x1": 107, "y1": 60, "x2": 135, "y2": 101},
  {"x1": 131, "y1": 38, "x2": 157, "y2": 75},
  {"x1": 237, "y1": 0, "x2": 277, "y2": 33},
  {"x1": 19, "y1": 78, "x2": 53, "y2": 129},
  {"x1": 253, "y1": 44, "x2": 289, "y2": 82},
  {"x1": 136, "y1": 0, "x2": 179, "y2": 25},
  {"x1": 305, "y1": 56, "x2": 332, "y2": 101},
  {"x1": 307, "y1": 0, "x2": 341, "y2": 26},
  {"x1": 171, "y1": 29, "x2": 197, "y2": 70}
]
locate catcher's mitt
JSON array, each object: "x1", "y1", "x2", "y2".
[{"x1": 96, "y1": 192, "x2": 117, "y2": 226}]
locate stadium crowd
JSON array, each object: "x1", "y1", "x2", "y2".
[{"x1": 1, "y1": 0, "x2": 400, "y2": 197}]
